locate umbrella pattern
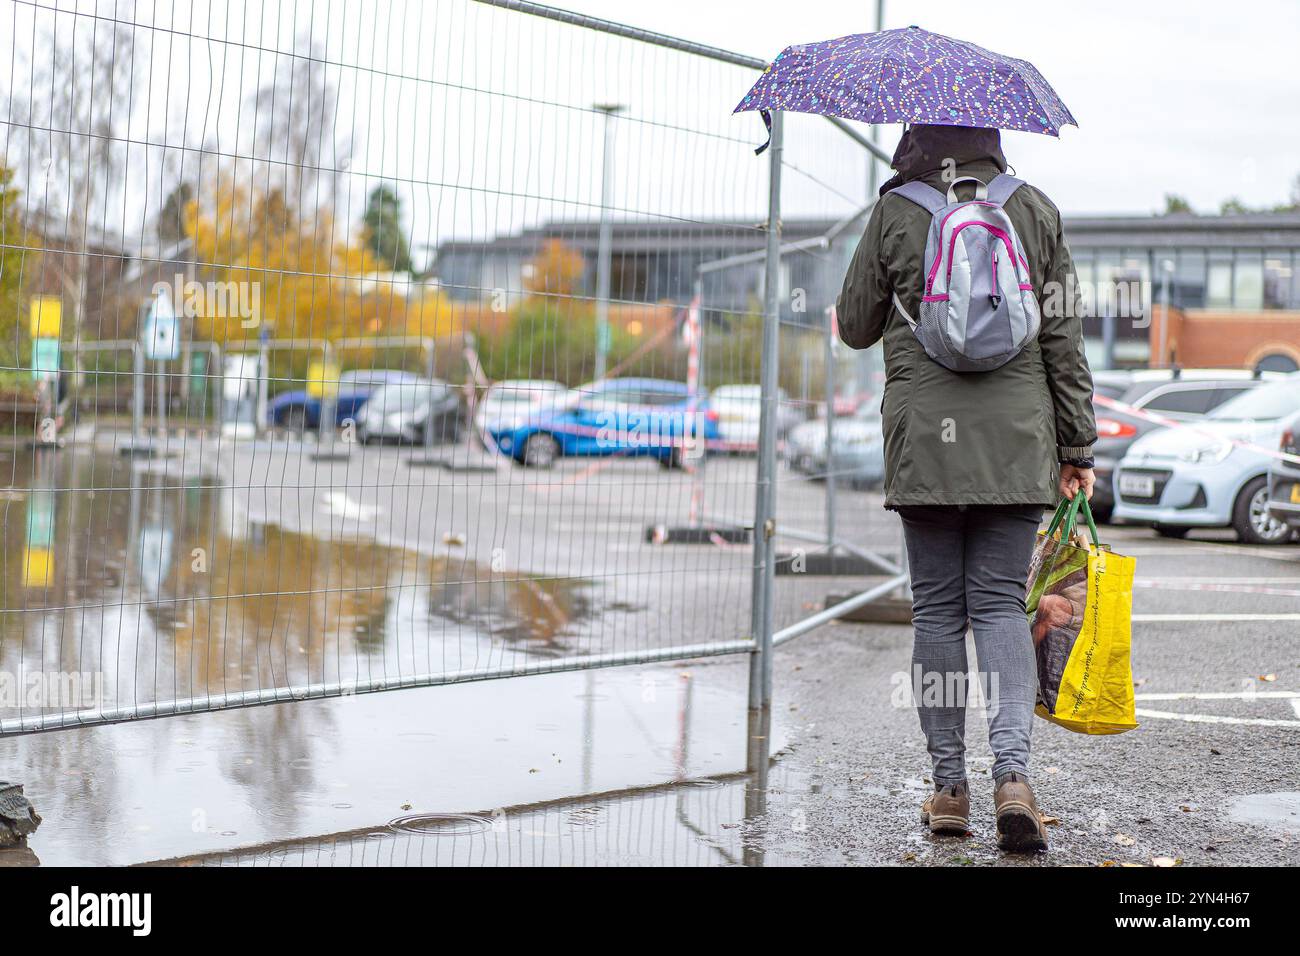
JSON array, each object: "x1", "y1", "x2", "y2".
[{"x1": 736, "y1": 26, "x2": 1077, "y2": 140}]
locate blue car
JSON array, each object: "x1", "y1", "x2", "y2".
[
  {"x1": 489, "y1": 378, "x2": 719, "y2": 469},
  {"x1": 267, "y1": 369, "x2": 422, "y2": 430}
]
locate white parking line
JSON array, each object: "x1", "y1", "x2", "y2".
[
  {"x1": 1134, "y1": 691, "x2": 1300, "y2": 729},
  {"x1": 1135, "y1": 708, "x2": 1300, "y2": 728},
  {"x1": 1133, "y1": 613, "x2": 1300, "y2": 622}
]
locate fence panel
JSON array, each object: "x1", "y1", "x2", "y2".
[
  {"x1": 0, "y1": 0, "x2": 782, "y2": 734},
  {"x1": 0, "y1": 0, "x2": 898, "y2": 737}
]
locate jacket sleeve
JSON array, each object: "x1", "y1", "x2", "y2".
[
  {"x1": 836, "y1": 202, "x2": 891, "y2": 350},
  {"x1": 1039, "y1": 209, "x2": 1097, "y2": 459}
]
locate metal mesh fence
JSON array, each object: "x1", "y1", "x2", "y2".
[{"x1": 0, "y1": 0, "x2": 895, "y2": 736}]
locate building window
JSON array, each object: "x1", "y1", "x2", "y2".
[
  {"x1": 1206, "y1": 252, "x2": 1233, "y2": 309},
  {"x1": 1264, "y1": 256, "x2": 1293, "y2": 309},
  {"x1": 1233, "y1": 251, "x2": 1263, "y2": 310},
  {"x1": 1172, "y1": 250, "x2": 1205, "y2": 308}
]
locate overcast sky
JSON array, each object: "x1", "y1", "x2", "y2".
[
  {"x1": 552, "y1": 0, "x2": 1300, "y2": 215},
  {"x1": 4, "y1": 0, "x2": 1297, "y2": 255}
]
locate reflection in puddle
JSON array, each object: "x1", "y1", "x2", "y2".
[
  {"x1": 164, "y1": 775, "x2": 772, "y2": 867},
  {"x1": 0, "y1": 450, "x2": 610, "y2": 727}
]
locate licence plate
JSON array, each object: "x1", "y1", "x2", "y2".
[{"x1": 1119, "y1": 473, "x2": 1155, "y2": 498}]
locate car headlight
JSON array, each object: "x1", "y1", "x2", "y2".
[{"x1": 1176, "y1": 440, "x2": 1233, "y2": 464}]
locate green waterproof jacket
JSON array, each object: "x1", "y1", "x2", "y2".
[{"x1": 837, "y1": 156, "x2": 1096, "y2": 509}]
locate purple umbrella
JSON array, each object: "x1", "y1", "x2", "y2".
[{"x1": 735, "y1": 26, "x2": 1077, "y2": 152}]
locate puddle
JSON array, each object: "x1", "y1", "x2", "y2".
[
  {"x1": 0, "y1": 449, "x2": 644, "y2": 728},
  {"x1": 6, "y1": 662, "x2": 784, "y2": 866},
  {"x1": 388, "y1": 813, "x2": 496, "y2": 835},
  {"x1": 161, "y1": 773, "x2": 774, "y2": 867},
  {"x1": 1228, "y1": 792, "x2": 1300, "y2": 832}
]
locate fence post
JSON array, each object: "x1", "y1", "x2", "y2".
[
  {"x1": 748, "y1": 111, "x2": 783, "y2": 713},
  {"x1": 824, "y1": 305, "x2": 837, "y2": 550}
]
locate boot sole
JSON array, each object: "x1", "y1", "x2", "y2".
[
  {"x1": 922, "y1": 812, "x2": 969, "y2": 836},
  {"x1": 996, "y1": 802, "x2": 1048, "y2": 853}
]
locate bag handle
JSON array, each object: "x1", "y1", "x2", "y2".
[
  {"x1": 1046, "y1": 493, "x2": 1101, "y2": 549},
  {"x1": 946, "y1": 176, "x2": 989, "y2": 204}
]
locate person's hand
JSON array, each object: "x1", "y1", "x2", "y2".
[{"x1": 1059, "y1": 464, "x2": 1095, "y2": 501}]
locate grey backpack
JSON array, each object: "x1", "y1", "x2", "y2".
[{"x1": 890, "y1": 174, "x2": 1040, "y2": 373}]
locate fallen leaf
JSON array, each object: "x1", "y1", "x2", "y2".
[
  {"x1": 401, "y1": 803, "x2": 412, "y2": 811},
  {"x1": 1099, "y1": 860, "x2": 1116, "y2": 867},
  {"x1": 1180, "y1": 805, "x2": 1194, "y2": 813},
  {"x1": 1045, "y1": 766, "x2": 1060, "y2": 774},
  {"x1": 1259, "y1": 673, "x2": 1277, "y2": 682},
  {"x1": 442, "y1": 531, "x2": 467, "y2": 546},
  {"x1": 1040, "y1": 814, "x2": 1061, "y2": 826},
  {"x1": 1151, "y1": 856, "x2": 1181, "y2": 867},
  {"x1": 1113, "y1": 833, "x2": 1136, "y2": 846}
]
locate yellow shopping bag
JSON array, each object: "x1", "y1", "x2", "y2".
[{"x1": 1025, "y1": 495, "x2": 1138, "y2": 735}]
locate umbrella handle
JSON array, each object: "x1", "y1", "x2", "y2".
[{"x1": 946, "y1": 176, "x2": 988, "y2": 204}]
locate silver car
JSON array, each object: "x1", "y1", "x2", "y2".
[
  {"x1": 1112, "y1": 374, "x2": 1300, "y2": 543},
  {"x1": 356, "y1": 379, "x2": 463, "y2": 445},
  {"x1": 785, "y1": 394, "x2": 884, "y2": 490},
  {"x1": 1265, "y1": 409, "x2": 1300, "y2": 535}
]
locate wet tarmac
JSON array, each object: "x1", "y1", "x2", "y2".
[{"x1": 3, "y1": 660, "x2": 784, "y2": 866}]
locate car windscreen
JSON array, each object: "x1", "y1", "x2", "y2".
[{"x1": 1208, "y1": 379, "x2": 1300, "y2": 421}]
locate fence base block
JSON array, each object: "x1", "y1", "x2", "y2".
[
  {"x1": 776, "y1": 550, "x2": 879, "y2": 576},
  {"x1": 406, "y1": 451, "x2": 498, "y2": 472},
  {"x1": 644, "y1": 524, "x2": 751, "y2": 545},
  {"x1": 824, "y1": 590, "x2": 914, "y2": 624},
  {"x1": 117, "y1": 442, "x2": 162, "y2": 458}
]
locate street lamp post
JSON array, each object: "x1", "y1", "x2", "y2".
[{"x1": 593, "y1": 103, "x2": 624, "y2": 381}]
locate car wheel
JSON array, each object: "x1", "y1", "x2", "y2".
[
  {"x1": 283, "y1": 407, "x2": 308, "y2": 432},
  {"x1": 521, "y1": 433, "x2": 559, "y2": 469},
  {"x1": 1153, "y1": 524, "x2": 1190, "y2": 539},
  {"x1": 1090, "y1": 504, "x2": 1113, "y2": 524},
  {"x1": 1233, "y1": 476, "x2": 1291, "y2": 544}
]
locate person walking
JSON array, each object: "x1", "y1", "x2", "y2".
[{"x1": 836, "y1": 123, "x2": 1097, "y2": 852}]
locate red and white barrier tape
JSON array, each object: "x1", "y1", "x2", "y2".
[{"x1": 1094, "y1": 393, "x2": 1300, "y2": 467}]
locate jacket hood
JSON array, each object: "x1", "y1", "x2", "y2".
[{"x1": 879, "y1": 124, "x2": 1008, "y2": 197}]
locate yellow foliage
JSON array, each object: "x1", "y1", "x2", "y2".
[
  {"x1": 524, "y1": 238, "x2": 586, "y2": 298},
  {"x1": 184, "y1": 173, "x2": 409, "y2": 348}
]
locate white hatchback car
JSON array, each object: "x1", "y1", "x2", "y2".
[{"x1": 1112, "y1": 374, "x2": 1300, "y2": 543}]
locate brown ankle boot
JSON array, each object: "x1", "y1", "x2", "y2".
[
  {"x1": 920, "y1": 782, "x2": 970, "y2": 835},
  {"x1": 994, "y1": 772, "x2": 1049, "y2": 852}
]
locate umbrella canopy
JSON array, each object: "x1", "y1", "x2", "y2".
[{"x1": 736, "y1": 25, "x2": 1077, "y2": 149}]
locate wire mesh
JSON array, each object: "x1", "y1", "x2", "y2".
[{"x1": 0, "y1": 0, "x2": 888, "y2": 736}]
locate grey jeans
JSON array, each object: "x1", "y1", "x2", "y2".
[{"x1": 898, "y1": 504, "x2": 1043, "y2": 787}]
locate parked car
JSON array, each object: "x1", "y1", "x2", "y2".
[
  {"x1": 1111, "y1": 374, "x2": 1300, "y2": 543},
  {"x1": 1091, "y1": 369, "x2": 1281, "y2": 522},
  {"x1": 488, "y1": 377, "x2": 718, "y2": 469},
  {"x1": 1265, "y1": 410, "x2": 1300, "y2": 534},
  {"x1": 473, "y1": 380, "x2": 568, "y2": 435},
  {"x1": 708, "y1": 384, "x2": 802, "y2": 449},
  {"x1": 355, "y1": 378, "x2": 463, "y2": 445},
  {"x1": 785, "y1": 394, "x2": 884, "y2": 490},
  {"x1": 268, "y1": 369, "x2": 422, "y2": 430}
]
